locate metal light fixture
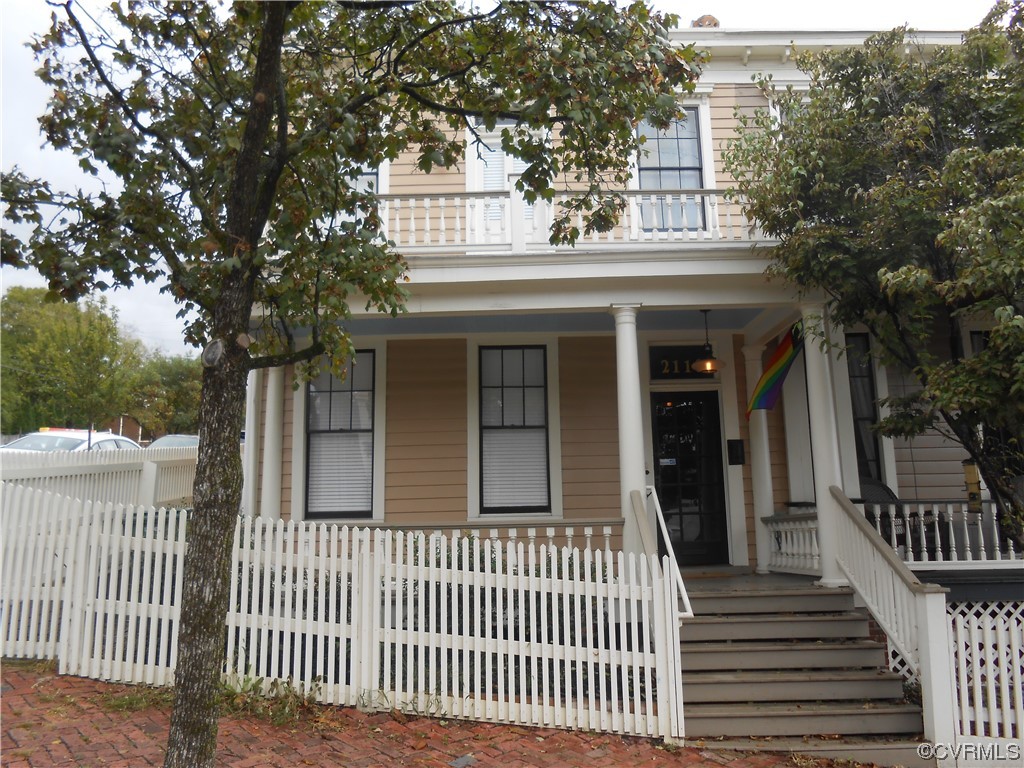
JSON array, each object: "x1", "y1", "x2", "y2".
[{"x1": 693, "y1": 309, "x2": 721, "y2": 374}]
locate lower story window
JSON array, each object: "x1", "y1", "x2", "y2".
[
  {"x1": 480, "y1": 346, "x2": 550, "y2": 514},
  {"x1": 306, "y1": 351, "x2": 374, "y2": 518},
  {"x1": 845, "y1": 334, "x2": 881, "y2": 482}
]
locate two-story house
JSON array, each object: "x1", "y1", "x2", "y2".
[
  {"x1": 238, "y1": 17, "x2": 1020, "y2": 747},
  {"x1": 241, "y1": 19, "x2": 1004, "y2": 572}
]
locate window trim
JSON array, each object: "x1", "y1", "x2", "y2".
[
  {"x1": 467, "y1": 337, "x2": 563, "y2": 521},
  {"x1": 292, "y1": 343, "x2": 386, "y2": 522}
]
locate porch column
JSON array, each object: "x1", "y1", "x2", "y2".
[
  {"x1": 743, "y1": 344, "x2": 775, "y2": 574},
  {"x1": 241, "y1": 368, "x2": 264, "y2": 516},
  {"x1": 612, "y1": 304, "x2": 647, "y2": 557},
  {"x1": 259, "y1": 365, "x2": 285, "y2": 521},
  {"x1": 801, "y1": 304, "x2": 846, "y2": 587}
]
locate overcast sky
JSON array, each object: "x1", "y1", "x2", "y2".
[{"x1": 1, "y1": 0, "x2": 998, "y2": 357}]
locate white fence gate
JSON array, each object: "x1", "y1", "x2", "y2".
[{"x1": 1, "y1": 485, "x2": 685, "y2": 740}]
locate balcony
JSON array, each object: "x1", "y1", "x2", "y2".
[{"x1": 377, "y1": 187, "x2": 769, "y2": 256}]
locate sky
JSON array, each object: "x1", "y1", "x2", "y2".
[{"x1": 1, "y1": 0, "x2": 998, "y2": 357}]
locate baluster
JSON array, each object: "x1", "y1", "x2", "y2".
[
  {"x1": 944, "y1": 504, "x2": 958, "y2": 562},
  {"x1": 466, "y1": 199, "x2": 477, "y2": 245},
  {"x1": 601, "y1": 525, "x2": 612, "y2": 552},
  {"x1": 527, "y1": 527, "x2": 537, "y2": 547},
  {"x1": 960, "y1": 505, "x2": 974, "y2": 561},
  {"x1": 545, "y1": 527, "x2": 556, "y2": 549},
  {"x1": 408, "y1": 198, "x2": 419, "y2": 245},
  {"x1": 453, "y1": 198, "x2": 463, "y2": 246},
  {"x1": 903, "y1": 506, "x2": 916, "y2": 561},
  {"x1": 930, "y1": 508, "x2": 943, "y2": 562},
  {"x1": 809, "y1": 519, "x2": 820, "y2": 572},
  {"x1": 564, "y1": 527, "x2": 574, "y2": 550},
  {"x1": 708, "y1": 195, "x2": 721, "y2": 240},
  {"x1": 422, "y1": 198, "x2": 432, "y2": 245},
  {"x1": 392, "y1": 198, "x2": 404, "y2": 246},
  {"x1": 989, "y1": 509, "x2": 1002, "y2": 560},
  {"x1": 583, "y1": 526, "x2": 593, "y2": 551},
  {"x1": 438, "y1": 198, "x2": 447, "y2": 245}
]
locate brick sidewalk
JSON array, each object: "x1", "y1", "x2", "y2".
[{"x1": 2, "y1": 664, "x2": 854, "y2": 768}]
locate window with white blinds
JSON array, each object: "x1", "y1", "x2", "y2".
[
  {"x1": 306, "y1": 352, "x2": 375, "y2": 518},
  {"x1": 480, "y1": 346, "x2": 550, "y2": 514}
]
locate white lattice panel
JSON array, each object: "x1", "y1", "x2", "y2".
[{"x1": 948, "y1": 600, "x2": 1024, "y2": 741}]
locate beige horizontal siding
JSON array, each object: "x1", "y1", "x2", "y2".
[
  {"x1": 384, "y1": 339, "x2": 468, "y2": 524},
  {"x1": 558, "y1": 337, "x2": 620, "y2": 521}
]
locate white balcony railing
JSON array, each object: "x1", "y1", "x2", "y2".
[
  {"x1": 378, "y1": 187, "x2": 765, "y2": 253},
  {"x1": 762, "y1": 498, "x2": 1021, "y2": 574}
]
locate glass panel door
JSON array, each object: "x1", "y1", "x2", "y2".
[{"x1": 651, "y1": 391, "x2": 728, "y2": 566}]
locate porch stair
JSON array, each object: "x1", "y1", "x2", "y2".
[{"x1": 680, "y1": 579, "x2": 923, "y2": 740}]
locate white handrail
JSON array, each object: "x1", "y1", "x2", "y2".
[
  {"x1": 830, "y1": 486, "x2": 957, "y2": 747},
  {"x1": 631, "y1": 487, "x2": 693, "y2": 618}
]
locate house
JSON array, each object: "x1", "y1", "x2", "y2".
[
  {"x1": 238, "y1": 15, "x2": 1020, "y2": 751},
  {"x1": 240, "y1": 18, "x2": 1008, "y2": 573}
]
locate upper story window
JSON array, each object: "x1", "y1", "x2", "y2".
[
  {"x1": 468, "y1": 121, "x2": 534, "y2": 228},
  {"x1": 306, "y1": 352, "x2": 375, "y2": 519},
  {"x1": 637, "y1": 107, "x2": 705, "y2": 230}
]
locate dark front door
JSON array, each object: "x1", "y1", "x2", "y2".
[{"x1": 651, "y1": 391, "x2": 728, "y2": 566}]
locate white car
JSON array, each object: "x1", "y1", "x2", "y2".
[{"x1": 1, "y1": 428, "x2": 142, "y2": 452}]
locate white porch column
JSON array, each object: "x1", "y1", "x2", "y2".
[
  {"x1": 612, "y1": 304, "x2": 647, "y2": 556},
  {"x1": 241, "y1": 368, "x2": 264, "y2": 517},
  {"x1": 259, "y1": 365, "x2": 285, "y2": 521},
  {"x1": 743, "y1": 344, "x2": 775, "y2": 574},
  {"x1": 801, "y1": 304, "x2": 846, "y2": 587}
]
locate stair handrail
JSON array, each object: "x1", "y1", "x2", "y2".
[
  {"x1": 830, "y1": 485, "x2": 957, "y2": 747},
  {"x1": 631, "y1": 487, "x2": 693, "y2": 618}
]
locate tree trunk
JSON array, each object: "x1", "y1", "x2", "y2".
[{"x1": 162, "y1": 328, "x2": 250, "y2": 768}]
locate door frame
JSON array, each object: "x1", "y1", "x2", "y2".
[{"x1": 641, "y1": 336, "x2": 750, "y2": 567}]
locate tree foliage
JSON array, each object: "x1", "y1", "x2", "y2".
[
  {"x1": 133, "y1": 353, "x2": 203, "y2": 439},
  {"x1": 724, "y1": 2, "x2": 1024, "y2": 538},
  {"x1": 0, "y1": 3, "x2": 701, "y2": 765},
  {"x1": 0, "y1": 286, "x2": 143, "y2": 433}
]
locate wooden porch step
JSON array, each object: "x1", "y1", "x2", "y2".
[
  {"x1": 682, "y1": 611, "x2": 870, "y2": 642},
  {"x1": 688, "y1": 587, "x2": 855, "y2": 615},
  {"x1": 683, "y1": 701, "x2": 923, "y2": 738},
  {"x1": 681, "y1": 668, "x2": 906, "y2": 703},
  {"x1": 680, "y1": 639, "x2": 888, "y2": 671}
]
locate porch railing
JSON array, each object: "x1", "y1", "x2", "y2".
[
  {"x1": 378, "y1": 187, "x2": 765, "y2": 253},
  {"x1": 763, "y1": 497, "x2": 1020, "y2": 573},
  {"x1": 853, "y1": 498, "x2": 1019, "y2": 568}
]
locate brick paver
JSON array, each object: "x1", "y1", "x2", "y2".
[{"x1": 2, "y1": 663, "x2": 861, "y2": 767}]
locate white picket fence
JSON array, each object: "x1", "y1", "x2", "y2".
[
  {"x1": 0, "y1": 485, "x2": 686, "y2": 740},
  {"x1": 0, "y1": 446, "x2": 198, "y2": 509}
]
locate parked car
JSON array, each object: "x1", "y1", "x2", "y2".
[
  {"x1": 148, "y1": 434, "x2": 199, "y2": 449},
  {"x1": 0, "y1": 428, "x2": 141, "y2": 452}
]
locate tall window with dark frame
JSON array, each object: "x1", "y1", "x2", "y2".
[
  {"x1": 637, "y1": 106, "x2": 705, "y2": 230},
  {"x1": 480, "y1": 346, "x2": 550, "y2": 514},
  {"x1": 306, "y1": 352, "x2": 375, "y2": 519},
  {"x1": 845, "y1": 334, "x2": 882, "y2": 482}
]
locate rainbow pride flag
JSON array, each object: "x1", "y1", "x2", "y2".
[{"x1": 746, "y1": 322, "x2": 804, "y2": 419}]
